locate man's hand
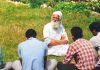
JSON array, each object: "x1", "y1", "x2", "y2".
[
  {"x1": 61, "y1": 39, "x2": 68, "y2": 44},
  {"x1": 61, "y1": 35, "x2": 68, "y2": 44},
  {"x1": 61, "y1": 35, "x2": 66, "y2": 40},
  {"x1": 48, "y1": 39, "x2": 68, "y2": 46}
]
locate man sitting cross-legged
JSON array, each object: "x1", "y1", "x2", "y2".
[{"x1": 57, "y1": 27, "x2": 97, "y2": 70}]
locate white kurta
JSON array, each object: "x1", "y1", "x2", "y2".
[{"x1": 43, "y1": 22, "x2": 69, "y2": 56}]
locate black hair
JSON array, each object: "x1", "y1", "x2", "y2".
[
  {"x1": 25, "y1": 29, "x2": 37, "y2": 38},
  {"x1": 71, "y1": 27, "x2": 83, "y2": 40},
  {"x1": 89, "y1": 22, "x2": 100, "y2": 32}
]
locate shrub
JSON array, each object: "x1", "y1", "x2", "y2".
[
  {"x1": 46, "y1": 0, "x2": 63, "y2": 7},
  {"x1": 28, "y1": 0, "x2": 47, "y2": 8},
  {"x1": 54, "y1": 2, "x2": 91, "y2": 16},
  {"x1": 87, "y1": 2, "x2": 100, "y2": 13},
  {"x1": 20, "y1": 0, "x2": 29, "y2": 3},
  {"x1": 16, "y1": 0, "x2": 47, "y2": 8}
]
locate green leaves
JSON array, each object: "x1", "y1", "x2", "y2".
[{"x1": 54, "y1": 2, "x2": 100, "y2": 16}]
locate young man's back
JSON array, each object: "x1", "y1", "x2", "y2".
[
  {"x1": 64, "y1": 38, "x2": 96, "y2": 70},
  {"x1": 18, "y1": 29, "x2": 48, "y2": 70}
]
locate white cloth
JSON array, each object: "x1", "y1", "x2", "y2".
[
  {"x1": 90, "y1": 32, "x2": 100, "y2": 54},
  {"x1": 90, "y1": 32, "x2": 100, "y2": 47},
  {"x1": 2, "y1": 62, "x2": 12, "y2": 70},
  {"x1": 48, "y1": 45, "x2": 69, "y2": 56},
  {"x1": 1, "y1": 60, "x2": 22, "y2": 70},
  {"x1": 43, "y1": 22, "x2": 69, "y2": 56},
  {"x1": 46, "y1": 59, "x2": 58, "y2": 70},
  {"x1": 43, "y1": 23, "x2": 68, "y2": 44},
  {"x1": 12, "y1": 60, "x2": 22, "y2": 70},
  {"x1": 90, "y1": 32, "x2": 100, "y2": 66},
  {"x1": 1, "y1": 59, "x2": 57, "y2": 70},
  {"x1": 53, "y1": 11, "x2": 62, "y2": 19}
]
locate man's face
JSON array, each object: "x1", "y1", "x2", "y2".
[
  {"x1": 72, "y1": 35, "x2": 75, "y2": 41},
  {"x1": 52, "y1": 14, "x2": 60, "y2": 22},
  {"x1": 92, "y1": 30, "x2": 97, "y2": 36},
  {"x1": 51, "y1": 14, "x2": 61, "y2": 30}
]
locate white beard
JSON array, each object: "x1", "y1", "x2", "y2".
[{"x1": 51, "y1": 20, "x2": 61, "y2": 30}]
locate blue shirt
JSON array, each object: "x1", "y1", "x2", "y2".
[{"x1": 18, "y1": 37, "x2": 48, "y2": 70}]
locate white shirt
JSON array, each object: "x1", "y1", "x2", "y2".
[
  {"x1": 90, "y1": 32, "x2": 100, "y2": 66},
  {"x1": 90, "y1": 32, "x2": 100, "y2": 47},
  {"x1": 43, "y1": 22, "x2": 69, "y2": 56},
  {"x1": 43, "y1": 22, "x2": 68, "y2": 45}
]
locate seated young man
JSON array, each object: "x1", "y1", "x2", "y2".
[
  {"x1": 57, "y1": 27, "x2": 97, "y2": 70},
  {"x1": 89, "y1": 22, "x2": 100, "y2": 68},
  {"x1": 18, "y1": 29, "x2": 48, "y2": 70},
  {"x1": 89, "y1": 22, "x2": 100, "y2": 54},
  {"x1": 17, "y1": 29, "x2": 58, "y2": 70}
]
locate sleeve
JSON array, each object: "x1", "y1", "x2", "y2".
[
  {"x1": 61, "y1": 25, "x2": 69, "y2": 41},
  {"x1": 63, "y1": 45, "x2": 76, "y2": 64},
  {"x1": 18, "y1": 44, "x2": 21, "y2": 58},
  {"x1": 43, "y1": 24, "x2": 51, "y2": 45}
]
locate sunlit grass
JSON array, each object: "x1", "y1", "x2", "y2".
[{"x1": 0, "y1": 0, "x2": 100, "y2": 63}]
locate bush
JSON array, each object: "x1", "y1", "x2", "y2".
[
  {"x1": 46, "y1": 0, "x2": 63, "y2": 7},
  {"x1": 28, "y1": 0, "x2": 47, "y2": 8},
  {"x1": 54, "y1": 2, "x2": 91, "y2": 16},
  {"x1": 87, "y1": 2, "x2": 100, "y2": 13},
  {"x1": 54, "y1": 2, "x2": 100, "y2": 16},
  {"x1": 20, "y1": 0, "x2": 29, "y2": 3},
  {"x1": 15, "y1": 0, "x2": 47, "y2": 8}
]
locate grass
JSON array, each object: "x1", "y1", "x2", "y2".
[{"x1": 0, "y1": 0, "x2": 100, "y2": 63}]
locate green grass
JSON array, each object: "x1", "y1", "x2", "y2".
[{"x1": 0, "y1": 0, "x2": 100, "y2": 63}]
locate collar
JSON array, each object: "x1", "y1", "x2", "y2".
[
  {"x1": 97, "y1": 32, "x2": 100, "y2": 36},
  {"x1": 28, "y1": 37, "x2": 35, "y2": 40}
]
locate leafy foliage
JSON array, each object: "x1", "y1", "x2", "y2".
[
  {"x1": 87, "y1": 2, "x2": 100, "y2": 13},
  {"x1": 54, "y1": 2, "x2": 91, "y2": 16},
  {"x1": 54, "y1": 2, "x2": 100, "y2": 16},
  {"x1": 29, "y1": 0, "x2": 47, "y2": 8},
  {"x1": 13, "y1": 0, "x2": 47, "y2": 8}
]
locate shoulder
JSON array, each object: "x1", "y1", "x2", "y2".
[
  {"x1": 41, "y1": 41, "x2": 48, "y2": 48},
  {"x1": 70, "y1": 41, "x2": 77, "y2": 47},
  {"x1": 70, "y1": 39, "x2": 83, "y2": 47},
  {"x1": 18, "y1": 41, "x2": 27, "y2": 49},
  {"x1": 44, "y1": 23, "x2": 51, "y2": 29},
  {"x1": 90, "y1": 36, "x2": 97, "y2": 42},
  {"x1": 36, "y1": 39, "x2": 48, "y2": 48},
  {"x1": 59, "y1": 24, "x2": 65, "y2": 31}
]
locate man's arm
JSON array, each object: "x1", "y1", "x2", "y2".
[
  {"x1": 48, "y1": 35, "x2": 68, "y2": 46},
  {"x1": 48, "y1": 39, "x2": 68, "y2": 46},
  {"x1": 63, "y1": 45, "x2": 75, "y2": 64}
]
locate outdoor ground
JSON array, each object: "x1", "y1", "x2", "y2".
[{"x1": 0, "y1": 0, "x2": 100, "y2": 63}]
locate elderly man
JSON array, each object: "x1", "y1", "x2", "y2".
[{"x1": 43, "y1": 11, "x2": 69, "y2": 56}]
